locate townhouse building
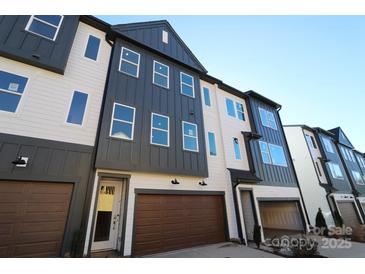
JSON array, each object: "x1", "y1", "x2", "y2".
[
  {"x1": 199, "y1": 77, "x2": 309, "y2": 244},
  {"x1": 0, "y1": 15, "x2": 111, "y2": 257},
  {"x1": 284, "y1": 125, "x2": 364, "y2": 228}
]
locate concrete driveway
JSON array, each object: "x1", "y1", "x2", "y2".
[{"x1": 142, "y1": 242, "x2": 280, "y2": 258}]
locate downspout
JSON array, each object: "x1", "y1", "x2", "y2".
[
  {"x1": 80, "y1": 33, "x2": 115, "y2": 257},
  {"x1": 231, "y1": 181, "x2": 245, "y2": 244}
]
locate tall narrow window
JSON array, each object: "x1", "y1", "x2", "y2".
[
  {"x1": 341, "y1": 146, "x2": 348, "y2": 160},
  {"x1": 208, "y1": 132, "x2": 217, "y2": 156},
  {"x1": 315, "y1": 162, "x2": 322, "y2": 177},
  {"x1": 182, "y1": 121, "x2": 198, "y2": 152},
  {"x1": 25, "y1": 15, "x2": 63, "y2": 41},
  {"x1": 235, "y1": 102, "x2": 245, "y2": 121},
  {"x1": 119, "y1": 47, "x2": 140, "y2": 77},
  {"x1": 150, "y1": 113, "x2": 169, "y2": 147},
  {"x1": 153, "y1": 61, "x2": 169, "y2": 89},
  {"x1": 110, "y1": 103, "x2": 135, "y2": 140},
  {"x1": 322, "y1": 137, "x2": 334, "y2": 153},
  {"x1": 84, "y1": 35, "x2": 101, "y2": 61},
  {"x1": 233, "y1": 138, "x2": 242, "y2": 160},
  {"x1": 180, "y1": 72, "x2": 195, "y2": 98},
  {"x1": 259, "y1": 141, "x2": 271, "y2": 164},
  {"x1": 66, "y1": 91, "x2": 88, "y2": 125},
  {"x1": 259, "y1": 108, "x2": 268, "y2": 127},
  {"x1": 269, "y1": 144, "x2": 287, "y2": 167},
  {"x1": 203, "y1": 87, "x2": 211, "y2": 107},
  {"x1": 226, "y1": 98, "x2": 236, "y2": 117},
  {"x1": 267, "y1": 111, "x2": 277, "y2": 130},
  {"x1": 0, "y1": 70, "x2": 28, "y2": 113},
  {"x1": 328, "y1": 162, "x2": 344, "y2": 180}
]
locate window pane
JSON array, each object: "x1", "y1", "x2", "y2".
[
  {"x1": 34, "y1": 15, "x2": 62, "y2": 26},
  {"x1": 322, "y1": 137, "x2": 334, "y2": 153},
  {"x1": 183, "y1": 123, "x2": 197, "y2": 137},
  {"x1": 259, "y1": 108, "x2": 268, "y2": 126},
  {"x1": 181, "y1": 83, "x2": 194, "y2": 97},
  {"x1": 122, "y1": 48, "x2": 139, "y2": 64},
  {"x1": 236, "y1": 102, "x2": 244, "y2": 112},
  {"x1": 269, "y1": 145, "x2": 287, "y2": 166},
  {"x1": 114, "y1": 105, "x2": 134, "y2": 122},
  {"x1": 0, "y1": 70, "x2": 28, "y2": 94},
  {"x1": 152, "y1": 129, "x2": 168, "y2": 146},
  {"x1": 267, "y1": 111, "x2": 277, "y2": 129},
  {"x1": 111, "y1": 120, "x2": 133, "y2": 139},
  {"x1": 29, "y1": 20, "x2": 57, "y2": 39},
  {"x1": 259, "y1": 142, "x2": 271, "y2": 164},
  {"x1": 152, "y1": 114, "x2": 168, "y2": 130},
  {"x1": 67, "y1": 91, "x2": 88, "y2": 125},
  {"x1": 120, "y1": 61, "x2": 138, "y2": 77},
  {"x1": 181, "y1": 73, "x2": 193, "y2": 86},
  {"x1": 0, "y1": 92, "x2": 21, "y2": 112},
  {"x1": 154, "y1": 62, "x2": 168, "y2": 76},
  {"x1": 226, "y1": 98, "x2": 235, "y2": 117},
  {"x1": 208, "y1": 132, "x2": 217, "y2": 156},
  {"x1": 233, "y1": 139, "x2": 242, "y2": 160},
  {"x1": 203, "y1": 87, "x2": 211, "y2": 106},
  {"x1": 310, "y1": 136, "x2": 317, "y2": 148},
  {"x1": 184, "y1": 136, "x2": 198, "y2": 151},
  {"x1": 153, "y1": 73, "x2": 168, "y2": 88},
  {"x1": 85, "y1": 35, "x2": 101, "y2": 61}
]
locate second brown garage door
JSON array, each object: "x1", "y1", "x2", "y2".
[
  {"x1": 0, "y1": 181, "x2": 73, "y2": 257},
  {"x1": 133, "y1": 194, "x2": 227, "y2": 256},
  {"x1": 259, "y1": 201, "x2": 305, "y2": 238},
  {"x1": 337, "y1": 201, "x2": 361, "y2": 228}
]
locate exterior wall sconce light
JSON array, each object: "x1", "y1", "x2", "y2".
[
  {"x1": 234, "y1": 137, "x2": 239, "y2": 144},
  {"x1": 199, "y1": 181, "x2": 207, "y2": 186},
  {"x1": 12, "y1": 156, "x2": 28, "y2": 168},
  {"x1": 171, "y1": 178, "x2": 180, "y2": 185}
]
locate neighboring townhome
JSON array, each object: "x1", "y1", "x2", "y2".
[
  {"x1": 0, "y1": 15, "x2": 112, "y2": 257},
  {"x1": 82, "y1": 20, "x2": 234, "y2": 257},
  {"x1": 199, "y1": 75, "x2": 309, "y2": 245},
  {"x1": 284, "y1": 125, "x2": 364, "y2": 229},
  {"x1": 328, "y1": 127, "x2": 365, "y2": 220}
]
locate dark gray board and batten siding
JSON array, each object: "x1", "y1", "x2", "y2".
[
  {"x1": 0, "y1": 133, "x2": 94, "y2": 256},
  {"x1": 248, "y1": 97, "x2": 298, "y2": 187},
  {"x1": 95, "y1": 39, "x2": 209, "y2": 177},
  {"x1": 0, "y1": 15, "x2": 79, "y2": 74},
  {"x1": 316, "y1": 133, "x2": 353, "y2": 193}
]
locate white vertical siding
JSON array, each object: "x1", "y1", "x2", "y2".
[{"x1": 0, "y1": 22, "x2": 111, "y2": 146}]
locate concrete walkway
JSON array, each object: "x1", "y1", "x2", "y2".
[{"x1": 143, "y1": 242, "x2": 280, "y2": 258}]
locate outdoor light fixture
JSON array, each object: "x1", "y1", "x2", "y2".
[
  {"x1": 11, "y1": 156, "x2": 28, "y2": 167},
  {"x1": 234, "y1": 137, "x2": 239, "y2": 144},
  {"x1": 199, "y1": 181, "x2": 207, "y2": 186},
  {"x1": 171, "y1": 178, "x2": 180, "y2": 185}
]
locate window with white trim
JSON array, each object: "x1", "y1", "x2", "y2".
[
  {"x1": 348, "y1": 149, "x2": 356, "y2": 162},
  {"x1": 226, "y1": 98, "x2": 236, "y2": 117},
  {"x1": 351, "y1": 170, "x2": 364, "y2": 185},
  {"x1": 84, "y1": 35, "x2": 101, "y2": 61},
  {"x1": 150, "y1": 113, "x2": 169, "y2": 147},
  {"x1": 119, "y1": 47, "x2": 140, "y2": 77},
  {"x1": 66, "y1": 91, "x2": 88, "y2": 125},
  {"x1": 259, "y1": 141, "x2": 287, "y2": 167},
  {"x1": 182, "y1": 121, "x2": 198, "y2": 152},
  {"x1": 208, "y1": 132, "x2": 217, "y2": 156},
  {"x1": 203, "y1": 87, "x2": 211, "y2": 107},
  {"x1": 259, "y1": 107, "x2": 277, "y2": 130},
  {"x1": 305, "y1": 134, "x2": 317, "y2": 150},
  {"x1": 233, "y1": 138, "x2": 242, "y2": 160},
  {"x1": 259, "y1": 141, "x2": 271, "y2": 164},
  {"x1": 0, "y1": 70, "x2": 28, "y2": 113},
  {"x1": 322, "y1": 137, "x2": 334, "y2": 153},
  {"x1": 153, "y1": 61, "x2": 169, "y2": 88},
  {"x1": 110, "y1": 103, "x2": 135, "y2": 140},
  {"x1": 328, "y1": 162, "x2": 344, "y2": 180},
  {"x1": 180, "y1": 72, "x2": 195, "y2": 98},
  {"x1": 356, "y1": 155, "x2": 365, "y2": 168},
  {"x1": 235, "y1": 102, "x2": 245, "y2": 121},
  {"x1": 25, "y1": 15, "x2": 63, "y2": 41},
  {"x1": 340, "y1": 146, "x2": 348, "y2": 161}
]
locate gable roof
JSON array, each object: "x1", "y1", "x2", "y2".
[
  {"x1": 111, "y1": 20, "x2": 207, "y2": 73},
  {"x1": 328, "y1": 127, "x2": 354, "y2": 149}
]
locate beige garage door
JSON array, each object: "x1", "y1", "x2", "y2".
[
  {"x1": 337, "y1": 201, "x2": 361, "y2": 228},
  {"x1": 259, "y1": 201, "x2": 305, "y2": 238},
  {"x1": 134, "y1": 194, "x2": 227, "y2": 256},
  {"x1": 0, "y1": 181, "x2": 73, "y2": 257}
]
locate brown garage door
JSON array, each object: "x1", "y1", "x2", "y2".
[
  {"x1": 133, "y1": 194, "x2": 227, "y2": 256},
  {"x1": 259, "y1": 201, "x2": 305, "y2": 238},
  {"x1": 0, "y1": 181, "x2": 73, "y2": 257},
  {"x1": 337, "y1": 201, "x2": 361, "y2": 228}
]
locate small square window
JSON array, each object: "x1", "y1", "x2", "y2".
[
  {"x1": 66, "y1": 91, "x2": 88, "y2": 125},
  {"x1": 119, "y1": 47, "x2": 140, "y2": 78},
  {"x1": 84, "y1": 35, "x2": 101, "y2": 61},
  {"x1": 269, "y1": 144, "x2": 287, "y2": 167},
  {"x1": 153, "y1": 61, "x2": 169, "y2": 89},
  {"x1": 25, "y1": 15, "x2": 63, "y2": 41},
  {"x1": 0, "y1": 70, "x2": 28, "y2": 113},
  {"x1": 180, "y1": 72, "x2": 195, "y2": 98},
  {"x1": 110, "y1": 103, "x2": 136, "y2": 140}
]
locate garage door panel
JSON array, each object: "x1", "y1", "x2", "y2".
[
  {"x1": 0, "y1": 181, "x2": 72, "y2": 257},
  {"x1": 134, "y1": 194, "x2": 226, "y2": 256},
  {"x1": 337, "y1": 201, "x2": 361, "y2": 227}
]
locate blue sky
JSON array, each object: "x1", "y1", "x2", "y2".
[{"x1": 97, "y1": 16, "x2": 365, "y2": 151}]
